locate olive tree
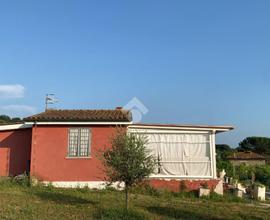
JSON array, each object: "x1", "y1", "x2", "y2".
[{"x1": 102, "y1": 129, "x2": 156, "y2": 210}]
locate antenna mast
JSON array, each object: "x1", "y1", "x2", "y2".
[{"x1": 45, "y1": 94, "x2": 58, "y2": 111}]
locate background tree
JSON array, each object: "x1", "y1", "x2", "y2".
[
  {"x1": 0, "y1": 115, "x2": 22, "y2": 124},
  {"x1": 102, "y1": 129, "x2": 156, "y2": 210},
  {"x1": 216, "y1": 140, "x2": 270, "y2": 188},
  {"x1": 216, "y1": 144, "x2": 233, "y2": 160},
  {"x1": 0, "y1": 115, "x2": 11, "y2": 124},
  {"x1": 237, "y1": 136, "x2": 270, "y2": 155},
  {"x1": 216, "y1": 144, "x2": 234, "y2": 176}
]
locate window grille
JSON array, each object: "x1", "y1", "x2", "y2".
[{"x1": 68, "y1": 128, "x2": 91, "y2": 157}]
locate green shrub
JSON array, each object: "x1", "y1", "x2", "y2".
[
  {"x1": 12, "y1": 173, "x2": 31, "y2": 187},
  {"x1": 104, "y1": 185, "x2": 118, "y2": 192},
  {"x1": 216, "y1": 159, "x2": 234, "y2": 177},
  {"x1": 131, "y1": 184, "x2": 160, "y2": 197},
  {"x1": 233, "y1": 164, "x2": 270, "y2": 189},
  {"x1": 254, "y1": 165, "x2": 270, "y2": 189}
]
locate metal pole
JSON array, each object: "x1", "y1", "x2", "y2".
[{"x1": 45, "y1": 94, "x2": 48, "y2": 111}]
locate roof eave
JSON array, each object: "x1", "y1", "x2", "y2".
[
  {"x1": 24, "y1": 121, "x2": 133, "y2": 125},
  {"x1": 128, "y1": 124, "x2": 234, "y2": 132},
  {"x1": 0, "y1": 123, "x2": 32, "y2": 131}
]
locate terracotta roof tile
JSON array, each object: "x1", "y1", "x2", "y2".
[
  {"x1": 24, "y1": 109, "x2": 132, "y2": 122},
  {"x1": 227, "y1": 151, "x2": 266, "y2": 160}
]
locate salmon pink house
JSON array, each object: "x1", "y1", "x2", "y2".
[{"x1": 0, "y1": 109, "x2": 233, "y2": 190}]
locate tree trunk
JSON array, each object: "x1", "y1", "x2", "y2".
[{"x1": 125, "y1": 187, "x2": 129, "y2": 210}]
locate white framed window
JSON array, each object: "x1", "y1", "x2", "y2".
[{"x1": 68, "y1": 128, "x2": 91, "y2": 157}]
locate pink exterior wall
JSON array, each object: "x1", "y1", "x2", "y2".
[
  {"x1": 0, "y1": 129, "x2": 32, "y2": 176},
  {"x1": 0, "y1": 125, "x2": 221, "y2": 192},
  {"x1": 30, "y1": 125, "x2": 116, "y2": 182},
  {"x1": 149, "y1": 179, "x2": 220, "y2": 192}
]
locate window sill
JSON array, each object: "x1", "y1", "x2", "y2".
[{"x1": 65, "y1": 156, "x2": 92, "y2": 159}]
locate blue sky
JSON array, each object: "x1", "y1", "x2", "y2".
[{"x1": 1, "y1": 0, "x2": 270, "y2": 147}]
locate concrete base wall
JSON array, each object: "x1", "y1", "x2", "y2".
[
  {"x1": 42, "y1": 181, "x2": 124, "y2": 189},
  {"x1": 39, "y1": 179, "x2": 223, "y2": 194},
  {"x1": 149, "y1": 179, "x2": 221, "y2": 192}
]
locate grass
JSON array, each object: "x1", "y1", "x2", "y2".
[{"x1": 0, "y1": 178, "x2": 269, "y2": 220}]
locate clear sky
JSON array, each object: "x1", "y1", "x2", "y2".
[{"x1": 0, "y1": 0, "x2": 270, "y2": 147}]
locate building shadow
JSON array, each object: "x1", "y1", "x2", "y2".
[
  {"x1": 34, "y1": 190, "x2": 97, "y2": 205},
  {"x1": 146, "y1": 206, "x2": 218, "y2": 220}
]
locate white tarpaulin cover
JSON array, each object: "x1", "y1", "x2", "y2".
[{"x1": 139, "y1": 133, "x2": 212, "y2": 177}]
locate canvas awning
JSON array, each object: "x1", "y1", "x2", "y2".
[{"x1": 128, "y1": 124, "x2": 233, "y2": 179}]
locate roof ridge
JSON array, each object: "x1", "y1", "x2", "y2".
[
  {"x1": 227, "y1": 151, "x2": 266, "y2": 159},
  {"x1": 24, "y1": 108, "x2": 132, "y2": 122},
  {"x1": 45, "y1": 109, "x2": 128, "y2": 111}
]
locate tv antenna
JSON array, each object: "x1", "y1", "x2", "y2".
[{"x1": 45, "y1": 94, "x2": 58, "y2": 111}]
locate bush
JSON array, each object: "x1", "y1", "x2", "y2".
[
  {"x1": 12, "y1": 173, "x2": 31, "y2": 187},
  {"x1": 104, "y1": 185, "x2": 118, "y2": 192},
  {"x1": 131, "y1": 184, "x2": 160, "y2": 197},
  {"x1": 0, "y1": 175, "x2": 32, "y2": 189},
  {"x1": 254, "y1": 165, "x2": 270, "y2": 189},
  {"x1": 216, "y1": 160, "x2": 234, "y2": 177},
  {"x1": 229, "y1": 164, "x2": 270, "y2": 189},
  {"x1": 234, "y1": 164, "x2": 254, "y2": 180}
]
